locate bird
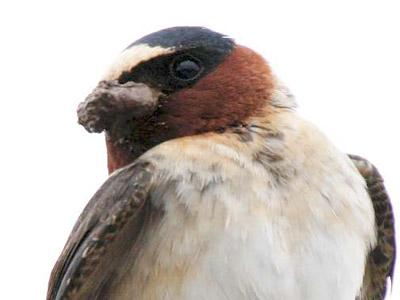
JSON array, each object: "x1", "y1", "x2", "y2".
[{"x1": 47, "y1": 26, "x2": 395, "y2": 300}]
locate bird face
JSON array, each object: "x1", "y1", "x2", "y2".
[{"x1": 77, "y1": 27, "x2": 277, "y2": 173}]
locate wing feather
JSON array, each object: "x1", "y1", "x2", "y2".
[
  {"x1": 47, "y1": 161, "x2": 159, "y2": 300},
  {"x1": 349, "y1": 155, "x2": 396, "y2": 300}
]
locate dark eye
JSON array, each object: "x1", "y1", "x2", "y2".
[{"x1": 170, "y1": 55, "x2": 203, "y2": 81}]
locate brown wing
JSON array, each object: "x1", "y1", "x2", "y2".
[
  {"x1": 47, "y1": 162, "x2": 161, "y2": 300},
  {"x1": 349, "y1": 155, "x2": 396, "y2": 300}
]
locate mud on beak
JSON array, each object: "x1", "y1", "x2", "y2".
[{"x1": 77, "y1": 80, "x2": 161, "y2": 133}]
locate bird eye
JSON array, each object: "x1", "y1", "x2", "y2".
[{"x1": 170, "y1": 55, "x2": 203, "y2": 81}]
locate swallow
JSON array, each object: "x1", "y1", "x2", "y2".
[{"x1": 47, "y1": 26, "x2": 395, "y2": 300}]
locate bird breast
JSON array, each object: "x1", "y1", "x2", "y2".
[{"x1": 110, "y1": 111, "x2": 376, "y2": 300}]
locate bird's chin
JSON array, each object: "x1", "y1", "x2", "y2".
[{"x1": 77, "y1": 80, "x2": 161, "y2": 134}]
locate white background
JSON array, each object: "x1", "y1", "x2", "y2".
[{"x1": 1, "y1": 1, "x2": 399, "y2": 299}]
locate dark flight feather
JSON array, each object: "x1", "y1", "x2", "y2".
[
  {"x1": 47, "y1": 162, "x2": 158, "y2": 300},
  {"x1": 349, "y1": 155, "x2": 396, "y2": 300}
]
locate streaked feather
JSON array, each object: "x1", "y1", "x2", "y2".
[{"x1": 350, "y1": 155, "x2": 396, "y2": 300}]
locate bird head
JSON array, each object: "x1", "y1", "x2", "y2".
[{"x1": 77, "y1": 26, "x2": 295, "y2": 174}]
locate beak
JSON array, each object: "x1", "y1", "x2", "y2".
[{"x1": 77, "y1": 80, "x2": 161, "y2": 133}]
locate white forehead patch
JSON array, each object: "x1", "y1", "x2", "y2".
[{"x1": 102, "y1": 44, "x2": 174, "y2": 81}]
